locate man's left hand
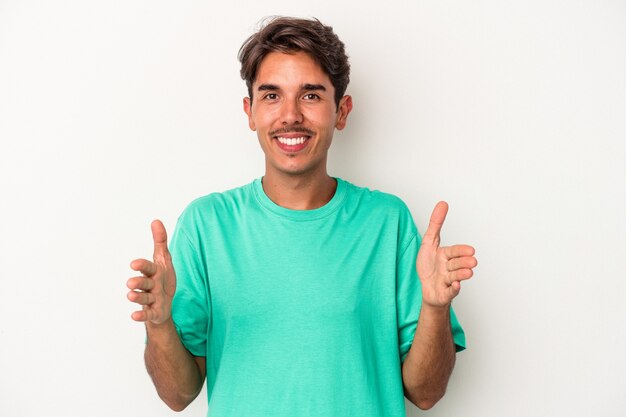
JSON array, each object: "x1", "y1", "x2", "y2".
[{"x1": 416, "y1": 201, "x2": 477, "y2": 308}]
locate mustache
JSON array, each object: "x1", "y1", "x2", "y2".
[{"x1": 269, "y1": 126, "x2": 315, "y2": 137}]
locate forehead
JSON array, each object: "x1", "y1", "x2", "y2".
[{"x1": 254, "y1": 51, "x2": 332, "y2": 88}]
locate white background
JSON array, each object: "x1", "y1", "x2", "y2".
[{"x1": 1, "y1": 1, "x2": 625, "y2": 416}]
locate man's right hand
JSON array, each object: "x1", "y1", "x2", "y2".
[{"x1": 127, "y1": 220, "x2": 177, "y2": 324}]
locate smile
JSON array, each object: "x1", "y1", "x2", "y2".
[
  {"x1": 276, "y1": 136, "x2": 308, "y2": 145},
  {"x1": 273, "y1": 136, "x2": 311, "y2": 152}
]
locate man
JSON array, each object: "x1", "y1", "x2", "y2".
[{"x1": 127, "y1": 16, "x2": 477, "y2": 416}]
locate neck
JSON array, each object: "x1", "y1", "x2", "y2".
[{"x1": 261, "y1": 170, "x2": 337, "y2": 210}]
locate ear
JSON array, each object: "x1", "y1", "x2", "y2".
[
  {"x1": 335, "y1": 95, "x2": 353, "y2": 130},
  {"x1": 243, "y1": 97, "x2": 256, "y2": 131}
]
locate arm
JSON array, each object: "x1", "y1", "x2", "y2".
[
  {"x1": 144, "y1": 319, "x2": 206, "y2": 411},
  {"x1": 402, "y1": 202, "x2": 477, "y2": 409},
  {"x1": 127, "y1": 220, "x2": 206, "y2": 411},
  {"x1": 401, "y1": 304, "x2": 456, "y2": 410}
]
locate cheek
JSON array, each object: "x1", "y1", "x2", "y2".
[
  {"x1": 255, "y1": 109, "x2": 281, "y2": 129},
  {"x1": 306, "y1": 108, "x2": 337, "y2": 126}
]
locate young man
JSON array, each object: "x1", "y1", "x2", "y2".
[{"x1": 127, "y1": 16, "x2": 477, "y2": 416}]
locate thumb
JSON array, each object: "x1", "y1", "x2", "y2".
[
  {"x1": 422, "y1": 201, "x2": 448, "y2": 246},
  {"x1": 151, "y1": 219, "x2": 169, "y2": 259}
]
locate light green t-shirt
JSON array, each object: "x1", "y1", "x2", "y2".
[{"x1": 170, "y1": 176, "x2": 465, "y2": 417}]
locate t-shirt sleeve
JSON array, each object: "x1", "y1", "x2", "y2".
[
  {"x1": 169, "y1": 214, "x2": 210, "y2": 357},
  {"x1": 396, "y1": 210, "x2": 466, "y2": 364}
]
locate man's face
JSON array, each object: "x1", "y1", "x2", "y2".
[{"x1": 243, "y1": 51, "x2": 352, "y2": 178}]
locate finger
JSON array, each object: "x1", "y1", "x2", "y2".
[
  {"x1": 130, "y1": 258, "x2": 157, "y2": 276},
  {"x1": 450, "y1": 268, "x2": 474, "y2": 282},
  {"x1": 127, "y1": 290, "x2": 156, "y2": 305},
  {"x1": 126, "y1": 276, "x2": 155, "y2": 291},
  {"x1": 130, "y1": 310, "x2": 147, "y2": 322},
  {"x1": 443, "y1": 245, "x2": 475, "y2": 259},
  {"x1": 447, "y1": 256, "x2": 478, "y2": 271},
  {"x1": 131, "y1": 307, "x2": 159, "y2": 322},
  {"x1": 422, "y1": 201, "x2": 448, "y2": 246},
  {"x1": 151, "y1": 220, "x2": 169, "y2": 259},
  {"x1": 449, "y1": 281, "x2": 461, "y2": 297}
]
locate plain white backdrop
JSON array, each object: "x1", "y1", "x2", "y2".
[{"x1": 1, "y1": 1, "x2": 625, "y2": 416}]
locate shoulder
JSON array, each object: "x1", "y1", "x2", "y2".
[
  {"x1": 177, "y1": 180, "x2": 254, "y2": 224},
  {"x1": 341, "y1": 178, "x2": 412, "y2": 215},
  {"x1": 340, "y1": 178, "x2": 419, "y2": 246}
]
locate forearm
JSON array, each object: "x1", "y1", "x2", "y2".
[
  {"x1": 401, "y1": 304, "x2": 456, "y2": 410},
  {"x1": 145, "y1": 318, "x2": 205, "y2": 411}
]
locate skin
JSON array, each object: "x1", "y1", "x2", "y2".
[
  {"x1": 127, "y1": 50, "x2": 477, "y2": 411},
  {"x1": 243, "y1": 51, "x2": 352, "y2": 210},
  {"x1": 127, "y1": 221, "x2": 205, "y2": 411},
  {"x1": 402, "y1": 201, "x2": 477, "y2": 409}
]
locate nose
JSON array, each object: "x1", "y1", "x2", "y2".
[{"x1": 280, "y1": 97, "x2": 304, "y2": 125}]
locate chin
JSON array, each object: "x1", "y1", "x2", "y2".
[{"x1": 269, "y1": 163, "x2": 316, "y2": 177}]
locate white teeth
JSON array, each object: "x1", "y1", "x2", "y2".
[{"x1": 276, "y1": 136, "x2": 307, "y2": 145}]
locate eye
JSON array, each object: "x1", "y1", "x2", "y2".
[
  {"x1": 303, "y1": 93, "x2": 320, "y2": 100},
  {"x1": 263, "y1": 93, "x2": 278, "y2": 100}
]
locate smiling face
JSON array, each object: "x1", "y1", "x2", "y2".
[{"x1": 243, "y1": 51, "x2": 352, "y2": 179}]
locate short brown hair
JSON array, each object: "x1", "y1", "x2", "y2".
[{"x1": 238, "y1": 16, "x2": 350, "y2": 109}]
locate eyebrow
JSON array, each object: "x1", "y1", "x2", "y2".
[
  {"x1": 256, "y1": 83, "x2": 327, "y2": 92},
  {"x1": 302, "y1": 84, "x2": 326, "y2": 91},
  {"x1": 257, "y1": 84, "x2": 280, "y2": 92}
]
